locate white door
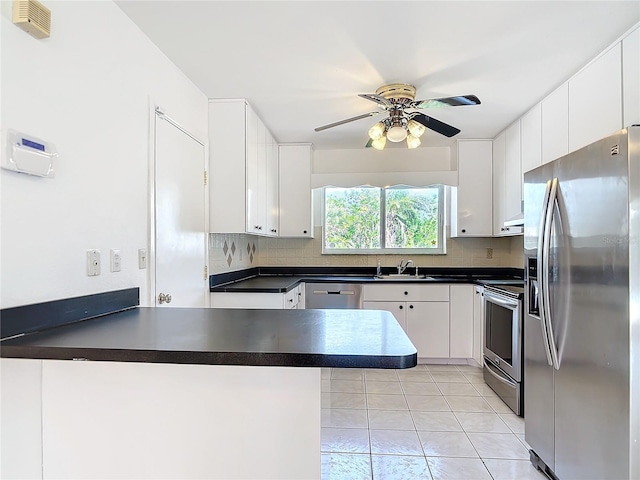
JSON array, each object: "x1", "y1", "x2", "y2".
[{"x1": 154, "y1": 110, "x2": 207, "y2": 307}]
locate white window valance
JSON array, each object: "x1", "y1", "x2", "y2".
[{"x1": 311, "y1": 146, "x2": 458, "y2": 188}]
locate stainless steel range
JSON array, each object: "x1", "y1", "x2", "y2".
[{"x1": 483, "y1": 283, "x2": 525, "y2": 416}]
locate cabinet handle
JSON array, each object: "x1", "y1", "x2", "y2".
[
  {"x1": 409, "y1": 304, "x2": 414, "y2": 309},
  {"x1": 303, "y1": 230, "x2": 308, "y2": 234},
  {"x1": 399, "y1": 305, "x2": 403, "y2": 310},
  {"x1": 255, "y1": 225, "x2": 260, "y2": 230},
  {"x1": 404, "y1": 291, "x2": 408, "y2": 295},
  {"x1": 271, "y1": 229, "x2": 277, "y2": 233},
  {"x1": 461, "y1": 229, "x2": 466, "y2": 233}
]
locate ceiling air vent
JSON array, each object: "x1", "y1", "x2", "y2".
[{"x1": 13, "y1": 0, "x2": 51, "y2": 39}]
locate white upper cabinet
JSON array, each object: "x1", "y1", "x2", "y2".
[
  {"x1": 521, "y1": 103, "x2": 542, "y2": 175},
  {"x1": 504, "y1": 120, "x2": 522, "y2": 222},
  {"x1": 492, "y1": 131, "x2": 506, "y2": 236},
  {"x1": 279, "y1": 144, "x2": 314, "y2": 238},
  {"x1": 246, "y1": 106, "x2": 260, "y2": 234},
  {"x1": 568, "y1": 43, "x2": 622, "y2": 152},
  {"x1": 209, "y1": 99, "x2": 278, "y2": 236},
  {"x1": 451, "y1": 140, "x2": 493, "y2": 237},
  {"x1": 266, "y1": 131, "x2": 279, "y2": 236},
  {"x1": 209, "y1": 99, "x2": 248, "y2": 234},
  {"x1": 623, "y1": 26, "x2": 640, "y2": 127},
  {"x1": 541, "y1": 83, "x2": 569, "y2": 165}
]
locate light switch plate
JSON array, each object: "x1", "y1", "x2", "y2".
[{"x1": 138, "y1": 249, "x2": 147, "y2": 269}]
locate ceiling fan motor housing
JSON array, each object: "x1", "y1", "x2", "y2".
[{"x1": 375, "y1": 83, "x2": 417, "y2": 102}]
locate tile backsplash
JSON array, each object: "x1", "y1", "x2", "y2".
[
  {"x1": 210, "y1": 228, "x2": 524, "y2": 273},
  {"x1": 209, "y1": 234, "x2": 258, "y2": 273}
]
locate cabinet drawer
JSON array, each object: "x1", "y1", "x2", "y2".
[{"x1": 363, "y1": 284, "x2": 449, "y2": 302}]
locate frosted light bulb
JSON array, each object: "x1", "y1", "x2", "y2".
[
  {"x1": 371, "y1": 136, "x2": 386, "y2": 150},
  {"x1": 386, "y1": 125, "x2": 407, "y2": 142}
]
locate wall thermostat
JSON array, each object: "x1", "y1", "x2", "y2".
[{"x1": 2, "y1": 129, "x2": 57, "y2": 178}]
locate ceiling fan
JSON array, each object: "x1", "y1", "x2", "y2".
[{"x1": 314, "y1": 83, "x2": 481, "y2": 150}]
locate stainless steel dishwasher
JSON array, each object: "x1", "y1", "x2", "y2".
[{"x1": 304, "y1": 283, "x2": 363, "y2": 309}]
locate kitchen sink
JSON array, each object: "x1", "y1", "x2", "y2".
[{"x1": 374, "y1": 274, "x2": 438, "y2": 281}]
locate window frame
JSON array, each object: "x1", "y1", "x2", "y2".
[{"x1": 321, "y1": 185, "x2": 446, "y2": 255}]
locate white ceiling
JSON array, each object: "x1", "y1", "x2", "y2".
[{"x1": 116, "y1": 1, "x2": 640, "y2": 150}]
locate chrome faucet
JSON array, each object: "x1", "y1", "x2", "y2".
[{"x1": 397, "y1": 259, "x2": 413, "y2": 275}]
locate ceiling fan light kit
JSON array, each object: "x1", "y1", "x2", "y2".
[
  {"x1": 314, "y1": 83, "x2": 481, "y2": 150},
  {"x1": 371, "y1": 136, "x2": 386, "y2": 151},
  {"x1": 406, "y1": 134, "x2": 421, "y2": 149}
]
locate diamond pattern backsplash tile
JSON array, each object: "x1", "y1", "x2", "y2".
[{"x1": 210, "y1": 233, "x2": 259, "y2": 273}]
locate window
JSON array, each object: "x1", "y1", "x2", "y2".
[{"x1": 323, "y1": 185, "x2": 445, "y2": 254}]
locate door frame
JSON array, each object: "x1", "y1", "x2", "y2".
[{"x1": 147, "y1": 100, "x2": 209, "y2": 307}]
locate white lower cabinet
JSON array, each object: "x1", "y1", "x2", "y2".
[
  {"x1": 406, "y1": 301, "x2": 450, "y2": 359},
  {"x1": 211, "y1": 285, "x2": 303, "y2": 309},
  {"x1": 449, "y1": 285, "x2": 474, "y2": 358},
  {"x1": 363, "y1": 283, "x2": 477, "y2": 360}
]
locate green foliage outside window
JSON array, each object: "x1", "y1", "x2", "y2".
[{"x1": 324, "y1": 186, "x2": 442, "y2": 252}]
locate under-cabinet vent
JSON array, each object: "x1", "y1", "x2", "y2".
[{"x1": 13, "y1": 0, "x2": 51, "y2": 39}]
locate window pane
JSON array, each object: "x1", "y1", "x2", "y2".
[
  {"x1": 385, "y1": 187, "x2": 440, "y2": 249},
  {"x1": 325, "y1": 187, "x2": 381, "y2": 249}
]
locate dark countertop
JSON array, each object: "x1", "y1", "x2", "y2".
[
  {"x1": 1, "y1": 307, "x2": 417, "y2": 369},
  {"x1": 210, "y1": 267, "x2": 525, "y2": 293}
]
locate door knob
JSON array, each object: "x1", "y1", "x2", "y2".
[{"x1": 158, "y1": 293, "x2": 172, "y2": 304}]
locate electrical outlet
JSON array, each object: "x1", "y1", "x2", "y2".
[
  {"x1": 87, "y1": 250, "x2": 101, "y2": 276},
  {"x1": 486, "y1": 248, "x2": 493, "y2": 259},
  {"x1": 138, "y1": 249, "x2": 147, "y2": 269},
  {"x1": 110, "y1": 249, "x2": 121, "y2": 272}
]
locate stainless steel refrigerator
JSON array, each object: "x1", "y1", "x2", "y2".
[{"x1": 524, "y1": 126, "x2": 640, "y2": 480}]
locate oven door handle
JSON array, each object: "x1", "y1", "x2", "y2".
[
  {"x1": 484, "y1": 291, "x2": 519, "y2": 309},
  {"x1": 485, "y1": 360, "x2": 517, "y2": 388}
]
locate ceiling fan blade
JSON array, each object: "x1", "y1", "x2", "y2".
[
  {"x1": 314, "y1": 111, "x2": 382, "y2": 132},
  {"x1": 413, "y1": 95, "x2": 481, "y2": 109},
  {"x1": 358, "y1": 93, "x2": 392, "y2": 107},
  {"x1": 412, "y1": 113, "x2": 461, "y2": 138}
]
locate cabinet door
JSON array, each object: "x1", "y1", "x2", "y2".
[
  {"x1": 521, "y1": 103, "x2": 542, "y2": 175},
  {"x1": 208, "y1": 100, "x2": 247, "y2": 233},
  {"x1": 449, "y1": 285, "x2": 474, "y2": 358},
  {"x1": 623, "y1": 26, "x2": 640, "y2": 127},
  {"x1": 266, "y1": 132, "x2": 279, "y2": 236},
  {"x1": 452, "y1": 140, "x2": 493, "y2": 236},
  {"x1": 363, "y1": 301, "x2": 407, "y2": 333},
  {"x1": 246, "y1": 106, "x2": 260, "y2": 234},
  {"x1": 504, "y1": 120, "x2": 522, "y2": 222},
  {"x1": 541, "y1": 83, "x2": 569, "y2": 165},
  {"x1": 492, "y1": 131, "x2": 506, "y2": 235},
  {"x1": 569, "y1": 43, "x2": 622, "y2": 152},
  {"x1": 279, "y1": 144, "x2": 313, "y2": 237},
  {"x1": 472, "y1": 286, "x2": 484, "y2": 365},
  {"x1": 406, "y1": 301, "x2": 450, "y2": 358}
]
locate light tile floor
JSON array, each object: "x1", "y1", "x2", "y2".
[{"x1": 321, "y1": 364, "x2": 547, "y2": 480}]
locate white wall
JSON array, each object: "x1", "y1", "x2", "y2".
[{"x1": 0, "y1": 1, "x2": 208, "y2": 308}]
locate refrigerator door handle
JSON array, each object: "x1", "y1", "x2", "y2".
[
  {"x1": 543, "y1": 177, "x2": 561, "y2": 370},
  {"x1": 537, "y1": 179, "x2": 554, "y2": 367}
]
